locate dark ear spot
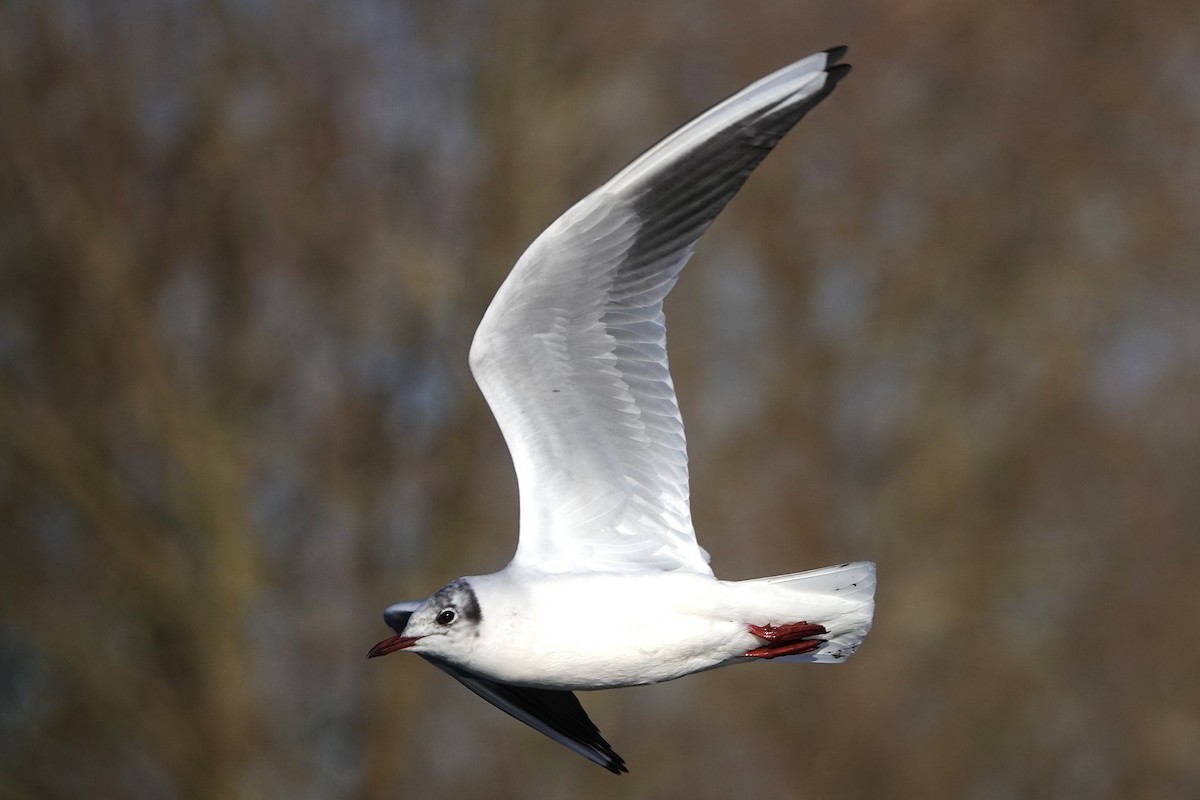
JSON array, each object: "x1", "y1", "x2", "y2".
[
  {"x1": 434, "y1": 579, "x2": 482, "y2": 624},
  {"x1": 456, "y1": 581, "x2": 482, "y2": 624}
]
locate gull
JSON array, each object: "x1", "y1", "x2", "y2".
[{"x1": 369, "y1": 46, "x2": 875, "y2": 774}]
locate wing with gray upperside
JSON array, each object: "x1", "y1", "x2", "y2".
[{"x1": 468, "y1": 48, "x2": 851, "y2": 574}]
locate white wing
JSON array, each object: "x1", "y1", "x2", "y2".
[{"x1": 469, "y1": 48, "x2": 851, "y2": 574}]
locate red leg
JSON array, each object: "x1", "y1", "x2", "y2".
[
  {"x1": 744, "y1": 620, "x2": 827, "y2": 658},
  {"x1": 748, "y1": 622, "x2": 827, "y2": 642}
]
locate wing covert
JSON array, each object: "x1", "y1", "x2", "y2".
[{"x1": 469, "y1": 49, "x2": 851, "y2": 574}]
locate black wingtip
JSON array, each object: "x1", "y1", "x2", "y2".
[
  {"x1": 825, "y1": 62, "x2": 852, "y2": 87},
  {"x1": 586, "y1": 731, "x2": 627, "y2": 774},
  {"x1": 604, "y1": 755, "x2": 630, "y2": 775},
  {"x1": 824, "y1": 45, "x2": 849, "y2": 66},
  {"x1": 382, "y1": 607, "x2": 414, "y2": 634}
]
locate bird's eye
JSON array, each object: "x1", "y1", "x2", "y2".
[{"x1": 436, "y1": 608, "x2": 457, "y2": 626}]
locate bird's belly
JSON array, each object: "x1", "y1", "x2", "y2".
[
  {"x1": 479, "y1": 620, "x2": 745, "y2": 690},
  {"x1": 462, "y1": 576, "x2": 755, "y2": 690}
]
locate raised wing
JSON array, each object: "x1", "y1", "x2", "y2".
[{"x1": 470, "y1": 48, "x2": 851, "y2": 574}]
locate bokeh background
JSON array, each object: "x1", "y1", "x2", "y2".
[{"x1": 3, "y1": 1, "x2": 1199, "y2": 798}]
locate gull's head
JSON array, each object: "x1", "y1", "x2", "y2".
[{"x1": 368, "y1": 578, "x2": 482, "y2": 660}]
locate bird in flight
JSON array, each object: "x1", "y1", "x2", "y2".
[{"x1": 369, "y1": 46, "x2": 875, "y2": 774}]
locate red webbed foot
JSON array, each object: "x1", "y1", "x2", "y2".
[{"x1": 744, "y1": 621, "x2": 828, "y2": 659}]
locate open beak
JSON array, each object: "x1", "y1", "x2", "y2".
[{"x1": 367, "y1": 634, "x2": 421, "y2": 658}]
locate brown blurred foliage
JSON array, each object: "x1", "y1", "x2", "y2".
[{"x1": 2, "y1": 1, "x2": 1199, "y2": 798}]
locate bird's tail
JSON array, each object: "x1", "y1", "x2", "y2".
[{"x1": 739, "y1": 561, "x2": 876, "y2": 663}]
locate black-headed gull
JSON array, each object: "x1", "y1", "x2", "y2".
[{"x1": 369, "y1": 47, "x2": 875, "y2": 774}]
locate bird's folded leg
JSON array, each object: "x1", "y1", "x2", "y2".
[{"x1": 744, "y1": 621, "x2": 827, "y2": 658}]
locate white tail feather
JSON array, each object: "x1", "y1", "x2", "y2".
[{"x1": 742, "y1": 561, "x2": 876, "y2": 664}]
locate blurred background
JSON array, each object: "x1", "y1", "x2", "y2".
[{"x1": 2, "y1": 1, "x2": 1199, "y2": 798}]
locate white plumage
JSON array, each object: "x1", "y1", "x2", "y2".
[{"x1": 369, "y1": 47, "x2": 875, "y2": 774}]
